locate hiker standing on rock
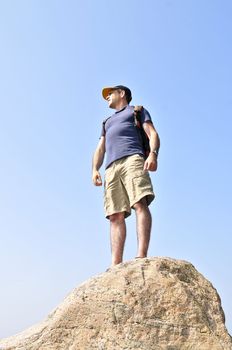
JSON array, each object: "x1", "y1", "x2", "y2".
[{"x1": 92, "y1": 85, "x2": 160, "y2": 266}]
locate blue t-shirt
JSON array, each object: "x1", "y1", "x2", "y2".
[{"x1": 101, "y1": 105, "x2": 152, "y2": 169}]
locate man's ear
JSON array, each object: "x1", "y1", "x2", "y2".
[{"x1": 120, "y1": 90, "x2": 126, "y2": 99}]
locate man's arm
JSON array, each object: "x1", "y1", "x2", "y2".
[
  {"x1": 142, "y1": 122, "x2": 160, "y2": 172},
  {"x1": 92, "y1": 136, "x2": 106, "y2": 186}
]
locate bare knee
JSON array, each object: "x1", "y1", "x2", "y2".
[
  {"x1": 109, "y1": 212, "x2": 125, "y2": 224},
  {"x1": 133, "y1": 198, "x2": 148, "y2": 213}
]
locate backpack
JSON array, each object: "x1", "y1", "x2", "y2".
[{"x1": 133, "y1": 105, "x2": 150, "y2": 159}]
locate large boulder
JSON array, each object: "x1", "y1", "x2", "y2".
[{"x1": 0, "y1": 257, "x2": 231, "y2": 349}]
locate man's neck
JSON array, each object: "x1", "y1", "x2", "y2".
[{"x1": 114, "y1": 102, "x2": 128, "y2": 111}]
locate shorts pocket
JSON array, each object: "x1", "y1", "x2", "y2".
[
  {"x1": 130, "y1": 172, "x2": 154, "y2": 206},
  {"x1": 132, "y1": 173, "x2": 152, "y2": 192}
]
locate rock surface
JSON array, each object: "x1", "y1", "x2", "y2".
[{"x1": 0, "y1": 257, "x2": 231, "y2": 350}]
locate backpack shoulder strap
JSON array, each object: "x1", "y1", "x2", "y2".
[
  {"x1": 133, "y1": 105, "x2": 144, "y2": 127},
  {"x1": 134, "y1": 105, "x2": 144, "y2": 112}
]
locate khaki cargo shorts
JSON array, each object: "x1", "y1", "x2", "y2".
[{"x1": 104, "y1": 154, "x2": 155, "y2": 219}]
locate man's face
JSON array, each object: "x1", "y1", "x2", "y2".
[{"x1": 106, "y1": 89, "x2": 123, "y2": 109}]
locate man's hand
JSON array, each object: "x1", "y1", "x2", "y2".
[
  {"x1": 92, "y1": 170, "x2": 103, "y2": 186},
  {"x1": 143, "y1": 153, "x2": 158, "y2": 172}
]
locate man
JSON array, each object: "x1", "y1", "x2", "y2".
[{"x1": 92, "y1": 85, "x2": 160, "y2": 266}]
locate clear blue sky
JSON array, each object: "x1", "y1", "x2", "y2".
[{"x1": 0, "y1": 0, "x2": 231, "y2": 339}]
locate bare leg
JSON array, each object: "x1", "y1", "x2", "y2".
[
  {"x1": 133, "y1": 198, "x2": 152, "y2": 258},
  {"x1": 109, "y1": 212, "x2": 126, "y2": 266}
]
